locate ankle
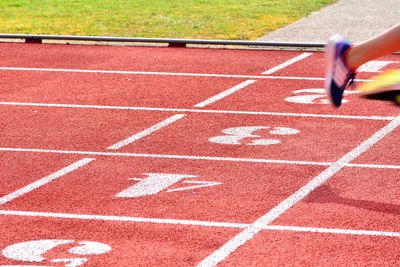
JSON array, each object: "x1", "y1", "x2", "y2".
[{"x1": 343, "y1": 46, "x2": 358, "y2": 72}]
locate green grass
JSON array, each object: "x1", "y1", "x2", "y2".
[{"x1": 0, "y1": 0, "x2": 335, "y2": 40}]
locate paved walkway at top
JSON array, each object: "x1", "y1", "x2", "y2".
[{"x1": 259, "y1": 0, "x2": 400, "y2": 43}]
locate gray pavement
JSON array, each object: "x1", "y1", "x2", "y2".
[{"x1": 259, "y1": 0, "x2": 400, "y2": 43}]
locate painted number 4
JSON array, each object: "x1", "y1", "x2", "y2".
[{"x1": 209, "y1": 126, "x2": 299, "y2": 146}]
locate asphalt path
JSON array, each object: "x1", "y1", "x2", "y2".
[{"x1": 259, "y1": 0, "x2": 400, "y2": 44}]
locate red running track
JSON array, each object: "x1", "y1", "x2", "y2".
[{"x1": 1, "y1": 42, "x2": 400, "y2": 266}]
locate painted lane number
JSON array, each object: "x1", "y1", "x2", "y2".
[
  {"x1": 209, "y1": 126, "x2": 299, "y2": 146},
  {"x1": 1, "y1": 239, "x2": 111, "y2": 267},
  {"x1": 285, "y1": 88, "x2": 358, "y2": 105},
  {"x1": 116, "y1": 173, "x2": 222, "y2": 198}
]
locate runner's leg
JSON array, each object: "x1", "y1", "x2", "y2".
[{"x1": 346, "y1": 23, "x2": 400, "y2": 70}]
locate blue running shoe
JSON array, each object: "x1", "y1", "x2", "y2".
[{"x1": 325, "y1": 35, "x2": 356, "y2": 107}]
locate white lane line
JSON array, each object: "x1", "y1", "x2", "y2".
[
  {"x1": 264, "y1": 225, "x2": 400, "y2": 238},
  {"x1": 0, "y1": 209, "x2": 247, "y2": 228},
  {"x1": 194, "y1": 80, "x2": 257, "y2": 108},
  {"x1": 107, "y1": 114, "x2": 185, "y2": 150},
  {"x1": 0, "y1": 158, "x2": 94, "y2": 206},
  {"x1": 0, "y1": 101, "x2": 394, "y2": 121},
  {"x1": 347, "y1": 163, "x2": 400, "y2": 169},
  {"x1": 0, "y1": 209, "x2": 400, "y2": 238},
  {"x1": 0, "y1": 66, "x2": 369, "y2": 82},
  {"x1": 0, "y1": 147, "x2": 330, "y2": 166},
  {"x1": 262, "y1": 52, "x2": 313, "y2": 75},
  {"x1": 197, "y1": 115, "x2": 400, "y2": 267},
  {"x1": 1, "y1": 147, "x2": 400, "y2": 170}
]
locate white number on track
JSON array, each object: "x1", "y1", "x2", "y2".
[
  {"x1": 1, "y1": 239, "x2": 111, "y2": 267},
  {"x1": 209, "y1": 126, "x2": 299, "y2": 146},
  {"x1": 116, "y1": 173, "x2": 222, "y2": 198},
  {"x1": 285, "y1": 88, "x2": 358, "y2": 105},
  {"x1": 285, "y1": 89, "x2": 331, "y2": 105},
  {"x1": 358, "y1": 60, "x2": 398, "y2": 72}
]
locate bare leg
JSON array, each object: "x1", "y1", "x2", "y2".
[{"x1": 346, "y1": 23, "x2": 400, "y2": 70}]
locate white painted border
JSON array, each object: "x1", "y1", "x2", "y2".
[{"x1": 197, "y1": 115, "x2": 400, "y2": 266}]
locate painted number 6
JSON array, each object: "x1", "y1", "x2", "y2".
[{"x1": 1, "y1": 239, "x2": 111, "y2": 267}]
